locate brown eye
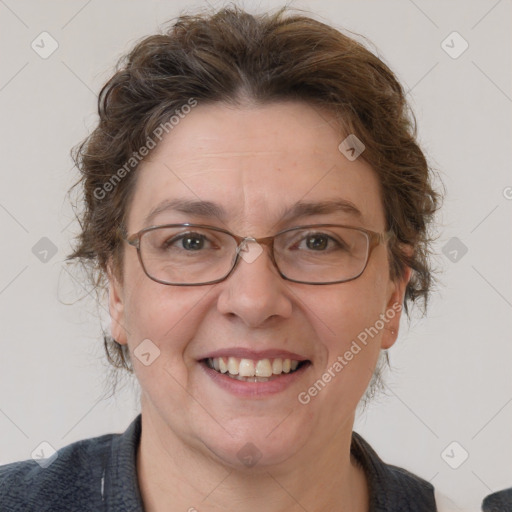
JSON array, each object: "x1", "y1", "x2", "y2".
[
  {"x1": 160, "y1": 232, "x2": 209, "y2": 251},
  {"x1": 305, "y1": 234, "x2": 328, "y2": 250},
  {"x1": 178, "y1": 234, "x2": 205, "y2": 251}
]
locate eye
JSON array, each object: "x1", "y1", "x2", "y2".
[
  {"x1": 163, "y1": 232, "x2": 210, "y2": 251},
  {"x1": 296, "y1": 232, "x2": 347, "y2": 252},
  {"x1": 304, "y1": 234, "x2": 329, "y2": 251},
  {"x1": 181, "y1": 234, "x2": 204, "y2": 250}
]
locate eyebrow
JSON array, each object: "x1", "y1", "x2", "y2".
[
  {"x1": 282, "y1": 198, "x2": 362, "y2": 222},
  {"x1": 143, "y1": 197, "x2": 362, "y2": 227},
  {"x1": 143, "y1": 198, "x2": 227, "y2": 226}
]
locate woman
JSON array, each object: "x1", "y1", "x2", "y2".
[{"x1": 0, "y1": 6, "x2": 446, "y2": 511}]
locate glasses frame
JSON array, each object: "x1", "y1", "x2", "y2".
[{"x1": 121, "y1": 223, "x2": 391, "y2": 286}]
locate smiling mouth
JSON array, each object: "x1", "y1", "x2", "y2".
[{"x1": 202, "y1": 356, "x2": 310, "y2": 382}]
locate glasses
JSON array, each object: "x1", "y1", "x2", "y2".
[{"x1": 121, "y1": 223, "x2": 391, "y2": 286}]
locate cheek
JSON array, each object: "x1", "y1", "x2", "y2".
[
  {"x1": 122, "y1": 250, "x2": 190, "y2": 337},
  {"x1": 322, "y1": 283, "x2": 386, "y2": 338},
  {"x1": 121, "y1": 252, "x2": 207, "y2": 371},
  {"x1": 125, "y1": 285, "x2": 203, "y2": 350},
  {"x1": 123, "y1": 285, "x2": 210, "y2": 409},
  {"x1": 314, "y1": 273, "x2": 390, "y2": 370},
  {"x1": 310, "y1": 284, "x2": 387, "y2": 406}
]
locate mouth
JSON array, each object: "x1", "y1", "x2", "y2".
[{"x1": 201, "y1": 356, "x2": 311, "y2": 383}]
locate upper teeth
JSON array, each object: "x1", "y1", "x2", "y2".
[{"x1": 208, "y1": 357, "x2": 300, "y2": 377}]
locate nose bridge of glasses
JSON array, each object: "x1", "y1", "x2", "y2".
[
  {"x1": 232, "y1": 235, "x2": 277, "y2": 268},
  {"x1": 237, "y1": 236, "x2": 257, "y2": 252},
  {"x1": 235, "y1": 234, "x2": 274, "y2": 252}
]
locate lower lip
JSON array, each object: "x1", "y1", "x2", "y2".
[{"x1": 199, "y1": 361, "x2": 311, "y2": 398}]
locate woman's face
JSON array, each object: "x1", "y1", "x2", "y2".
[{"x1": 109, "y1": 101, "x2": 408, "y2": 468}]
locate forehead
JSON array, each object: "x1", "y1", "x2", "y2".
[{"x1": 127, "y1": 101, "x2": 385, "y2": 233}]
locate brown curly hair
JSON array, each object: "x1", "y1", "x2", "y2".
[{"x1": 67, "y1": 5, "x2": 440, "y2": 375}]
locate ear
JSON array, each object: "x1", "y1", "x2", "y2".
[
  {"x1": 107, "y1": 260, "x2": 128, "y2": 346},
  {"x1": 380, "y1": 265, "x2": 412, "y2": 350}
]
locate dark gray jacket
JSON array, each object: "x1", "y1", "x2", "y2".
[
  {"x1": 482, "y1": 488, "x2": 512, "y2": 512},
  {"x1": 0, "y1": 415, "x2": 437, "y2": 511}
]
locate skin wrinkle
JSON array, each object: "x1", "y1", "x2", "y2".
[
  {"x1": 108, "y1": 101, "x2": 409, "y2": 512},
  {"x1": 140, "y1": 198, "x2": 364, "y2": 234}
]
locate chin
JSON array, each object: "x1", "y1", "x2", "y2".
[{"x1": 203, "y1": 425, "x2": 306, "y2": 470}]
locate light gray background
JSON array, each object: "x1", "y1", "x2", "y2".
[{"x1": 0, "y1": 1, "x2": 511, "y2": 510}]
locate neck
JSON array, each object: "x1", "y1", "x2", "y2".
[{"x1": 136, "y1": 402, "x2": 369, "y2": 512}]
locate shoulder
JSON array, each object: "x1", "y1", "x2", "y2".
[
  {"x1": 0, "y1": 425, "x2": 132, "y2": 512},
  {"x1": 482, "y1": 487, "x2": 512, "y2": 512},
  {"x1": 351, "y1": 431, "x2": 437, "y2": 511}
]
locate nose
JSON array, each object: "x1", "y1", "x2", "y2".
[{"x1": 216, "y1": 240, "x2": 293, "y2": 327}]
